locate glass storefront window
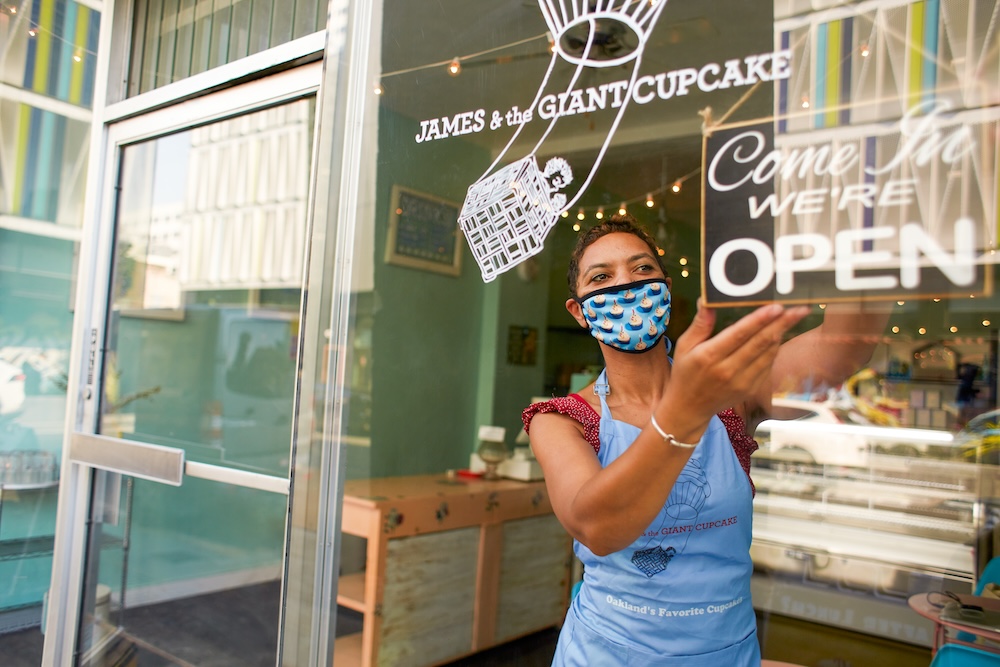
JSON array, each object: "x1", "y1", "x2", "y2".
[
  {"x1": 330, "y1": 0, "x2": 999, "y2": 664},
  {"x1": 0, "y1": 0, "x2": 98, "y2": 654}
]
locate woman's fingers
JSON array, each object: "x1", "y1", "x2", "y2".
[{"x1": 672, "y1": 304, "x2": 810, "y2": 408}]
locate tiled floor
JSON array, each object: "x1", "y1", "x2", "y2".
[{"x1": 0, "y1": 582, "x2": 557, "y2": 666}]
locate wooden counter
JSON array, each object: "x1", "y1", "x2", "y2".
[{"x1": 335, "y1": 474, "x2": 572, "y2": 667}]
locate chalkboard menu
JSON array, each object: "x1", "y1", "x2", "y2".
[{"x1": 385, "y1": 186, "x2": 462, "y2": 276}]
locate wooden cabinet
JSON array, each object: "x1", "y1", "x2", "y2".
[{"x1": 334, "y1": 474, "x2": 572, "y2": 667}]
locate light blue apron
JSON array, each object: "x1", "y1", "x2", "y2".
[{"x1": 553, "y1": 371, "x2": 760, "y2": 666}]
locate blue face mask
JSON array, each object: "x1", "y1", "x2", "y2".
[{"x1": 575, "y1": 278, "x2": 671, "y2": 353}]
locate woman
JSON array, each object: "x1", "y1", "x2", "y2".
[{"x1": 523, "y1": 214, "x2": 881, "y2": 665}]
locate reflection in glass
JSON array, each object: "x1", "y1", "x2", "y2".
[
  {"x1": 76, "y1": 97, "x2": 314, "y2": 664},
  {"x1": 103, "y1": 99, "x2": 314, "y2": 476},
  {"x1": 79, "y1": 476, "x2": 284, "y2": 666}
]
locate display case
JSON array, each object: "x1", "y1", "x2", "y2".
[
  {"x1": 750, "y1": 419, "x2": 998, "y2": 650},
  {"x1": 333, "y1": 474, "x2": 572, "y2": 667}
]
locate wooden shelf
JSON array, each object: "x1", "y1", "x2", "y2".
[
  {"x1": 334, "y1": 633, "x2": 363, "y2": 664},
  {"x1": 337, "y1": 474, "x2": 571, "y2": 666},
  {"x1": 336, "y1": 572, "x2": 367, "y2": 612}
]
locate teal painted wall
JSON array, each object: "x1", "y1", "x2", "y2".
[{"x1": 368, "y1": 108, "x2": 555, "y2": 475}]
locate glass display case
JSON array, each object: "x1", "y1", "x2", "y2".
[{"x1": 750, "y1": 416, "x2": 998, "y2": 649}]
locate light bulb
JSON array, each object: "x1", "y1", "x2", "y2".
[
  {"x1": 73, "y1": 52, "x2": 82, "y2": 63},
  {"x1": 801, "y1": 96, "x2": 810, "y2": 109},
  {"x1": 819, "y1": 304, "x2": 827, "y2": 309},
  {"x1": 645, "y1": 194, "x2": 654, "y2": 208},
  {"x1": 596, "y1": 207, "x2": 604, "y2": 220},
  {"x1": 679, "y1": 257, "x2": 688, "y2": 266},
  {"x1": 984, "y1": 320, "x2": 992, "y2": 327},
  {"x1": 374, "y1": 82, "x2": 383, "y2": 95},
  {"x1": 950, "y1": 326, "x2": 958, "y2": 333},
  {"x1": 28, "y1": 28, "x2": 37, "y2": 37},
  {"x1": 933, "y1": 298, "x2": 941, "y2": 302},
  {"x1": 860, "y1": 44, "x2": 870, "y2": 57},
  {"x1": 897, "y1": 301, "x2": 905, "y2": 306},
  {"x1": 577, "y1": 209, "x2": 585, "y2": 221},
  {"x1": 680, "y1": 269, "x2": 689, "y2": 278},
  {"x1": 618, "y1": 203, "x2": 627, "y2": 215},
  {"x1": 572, "y1": 223, "x2": 581, "y2": 232},
  {"x1": 671, "y1": 181, "x2": 681, "y2": 193},
  {"x1": 657, "y1": 248, "x2": 665, "y2": 256},
  {"x1": 448, "y1": 58, "x2": 461, "y2": 76},
  {"x1": 561, "y1": 211, "x2": 569, "y2": 218},
  {"x1": 891, "y1": 326, "x2": 900, "y2": 334},
  {"x1": 918, "y1": 327, "x2": 927, "y2": 335}
]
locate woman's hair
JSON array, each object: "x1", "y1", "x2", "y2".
[{"x1": 566, "y1": 213, "x2": 667, "y2": 296}]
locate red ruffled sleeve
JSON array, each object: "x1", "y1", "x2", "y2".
[{"x1": 522, "y1": 394, "x2": 601, "y2": 453}]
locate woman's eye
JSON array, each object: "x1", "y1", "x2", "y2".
[{"x1": 591, "y1": 273, "x2": 609, "y2": 282}]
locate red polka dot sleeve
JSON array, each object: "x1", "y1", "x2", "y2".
[
  {"x1": 522, "y1": 399, "x2": 757, "y2": 494},
  {"x1": 522, "y1": 395, "x2": 601, "y2": 453}
]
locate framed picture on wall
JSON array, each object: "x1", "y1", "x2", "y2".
[{"x1": 384, "y1": 185, "x2": 462, "y2": 277}]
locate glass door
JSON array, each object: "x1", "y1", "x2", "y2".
[{"x1": 45, "y1": 66, "x2": 321, "y2": 666}]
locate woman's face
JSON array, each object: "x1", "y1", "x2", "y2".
[
  {"x1": 566, "y1": 232, "x2": 670, "y2": 327},
  {"x1": 574, "y1": 232, "x2": 668, "y2": 297}
]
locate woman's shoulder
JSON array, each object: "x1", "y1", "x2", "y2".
[{"x1": 522, "y1": 394, "x2": 601, "y2": 453}]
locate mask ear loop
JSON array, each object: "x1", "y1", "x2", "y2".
[{"x1": 664, "y1": 336, "x2": 672, "y2": 356}]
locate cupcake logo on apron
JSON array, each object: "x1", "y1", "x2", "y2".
[{"x1": 631, "y1": 458, "x2": 711, "y2": 577}]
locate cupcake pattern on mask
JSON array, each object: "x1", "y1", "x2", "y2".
[{"x1": 577, "y1": 279, "x2": 670, "y2": 353}]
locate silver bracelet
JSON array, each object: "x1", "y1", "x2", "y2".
[{"x1": 649, "y1": 414, "x2": 700, "y2": 449}]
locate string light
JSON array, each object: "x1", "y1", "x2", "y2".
[
  {"x1": 819, "y1": 304, "x2": 826, "y2": 309},
  {"x1": 918, "y1": 327, "x2": 927, "y2": 335},
  {"x1": 380, "y1": 32, "x2": 549, "y2": 81},
  {"x1": 656, "y1": 248, "x2": 665, "y2": 256},
  {"x1": 801, "y1": 96, "x2": 810, "y2": 109},
  {"x1": 572, "y1": 222, "x2": 581, "y2": 232},
  {"x1": 671, "y1": 181, "x2": 681, "y2": 193},
  {"x1": 896, "y1": 300, "x2": 905, "y2": 305},
  {"x1": 553, "y1": 166, "x2": 702, "y2": 220},
  {"x1": 680, "y1": 269, "x2": 689, "y2": 278},
  {"x1": 73, "y1": 52, "x2": 82, "y2": 63},
  {"x1": 891, "y1": 326, "x2": 900, "y2": 333},
  {"x1": 933, "y1": 298, "x2": 941, "y2": 302},
  {"x1": 374, "y1": 82, "x2": 384, "y2": 95},
  {"x1": 950, "y1": 326, "x2": 958, "y2": 333},
  {"x1": 679, "y1": 257, "x2": 687, "y2": 266},
  {"x1": 447, "y1": 58, "x2": 462, "y2": 76},
  {"x1": 577, "y1": 208, "x2": 585, "y2": 221},
  {"x1": 859, "y1": 43, "x2": 871, "y2": 58},
  {"x1": 28, "y1": 27, "x2": 37, "y2": 37},
  {"x1": 984, "y1": 320, "x2": 992, "y2": 327}
]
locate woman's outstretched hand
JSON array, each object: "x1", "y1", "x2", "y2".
[{"x1": 667, "y1": 300, "x2": 810, "y2": 420}]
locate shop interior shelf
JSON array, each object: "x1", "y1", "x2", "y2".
[
  {"x1": 336, "y1": 572, "x2": 367, "y2": 612},
  {"x1": 0, "y1": 535, "x2": 56, "y2": 561},
  {"x1": 334, "y1": 633, "x2": 363, "y2": 663}
]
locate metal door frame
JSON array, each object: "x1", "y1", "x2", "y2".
[{"x1": 42, "y1": 50, "x2": 324, "y2": 666}]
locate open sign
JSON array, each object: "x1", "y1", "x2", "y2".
[{"x1": 701, "y1": 102, "x2": 998, "y2": 306}]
